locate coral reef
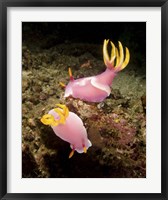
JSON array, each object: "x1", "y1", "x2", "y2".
[{"x1": 22, "y1": 22, "x2": 146, "y2": 178}]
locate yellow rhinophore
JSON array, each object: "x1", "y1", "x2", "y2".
[
  {"x1": 59, "y1": 82, "x2": 66, "y2": 88},
  {"x1": 68, "y1": 67, "x2": 72, "y2": 77},
  {"x1": 83, "y1": 146, "x2": 87, "y2": 153},
  {"x1": 69, "y1": 149, "x2": 75, "y2": 159}
]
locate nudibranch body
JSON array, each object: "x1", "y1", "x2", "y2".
[
  {"x1": 41, "y1": 104, "x2": 92, "y2": 158},
  {"x1": 62, "y1": 39, "x2": 130, "y2": 102}
]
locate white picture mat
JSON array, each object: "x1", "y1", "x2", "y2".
[{"x1": 7, "y1": 7, "x2": 161, "y2": 193}]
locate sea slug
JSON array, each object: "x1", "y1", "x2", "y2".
[
  {"x1": 61, "y1": 39, "x2": 130, "y2": 102},
  {"x1": 41, "y1": 104, "x2": 92, "y2": 158}
]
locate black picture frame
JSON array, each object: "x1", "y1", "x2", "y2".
[{"x1": 0, "y1": 0, "x2": 167, "y2": 199}]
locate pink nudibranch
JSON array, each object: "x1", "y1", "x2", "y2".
[
  {"x1": 62, "y1": 39, "x2": 130, "y2": 102},
  {"x1": 41, "y1": 104, "x2": 92, "y2": 158}
]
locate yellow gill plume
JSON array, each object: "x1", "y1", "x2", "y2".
[
  {"x1": 41, "y1": 104, "x2": 69, "y2": 126},
  {"x1": 103, "y1": 39, "x2": 130, "y2": 71}
]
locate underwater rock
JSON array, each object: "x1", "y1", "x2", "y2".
[
  {"x1": 22, "y1": 144, "x2": 38, "y2": 177},
  {"x1": 22, "y1": 33, "x2": 146, "y2": 178}
]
